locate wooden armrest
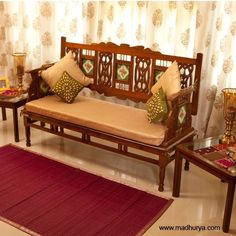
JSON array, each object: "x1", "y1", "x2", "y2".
[
  {"x1": 163, "y1": 86, "x2": 194, "y2": 145},
  {"x1": 25, "y1": 63, "x2": 55, "y2": 75},
  {"x1": 167, "y1": 86, "x2": 194, "y2": 102},
  {"x1": 26, "y1": 63, "x2": 55, "y2": 102}
]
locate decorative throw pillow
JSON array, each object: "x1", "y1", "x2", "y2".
[
  {"x1": 52, "y1": 71, "x2": 84, "y2": 103},
  {"x1": 146, "y1": 87, "x2": 168, "y2": 123},
  {"x1": 41, "y1": 51, "x2": 93, "y2": 89},
  {"x1": 151, "y1": 61, "x2": 181, "y2": 99}
]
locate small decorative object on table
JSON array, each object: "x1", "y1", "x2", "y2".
[
  {"x1": 221, "y1": 88, "x2": 236, "y2": 144},
  {"x1": 227, "y1": 145, "x2": 236, "y2": 173},
  {"x1": 12, "y1": 52, "x2": 26, "y2": 92},
  {"x1": 0, "y1": 76, "x2": 10, "y2": 92},
  {"x1": 0, "y1": 88, "x2": 22, "y2": 99},
  {"x1": 212, "y1": 144, "x2": 236, "y2": 173}
]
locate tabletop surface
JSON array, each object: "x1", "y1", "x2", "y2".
[
  {"x1": 0, "y1": 92, "x2": 28, "y2": 103},
  {"x1": 178, "y1": 136, "x2": 236, "y2": 177}
]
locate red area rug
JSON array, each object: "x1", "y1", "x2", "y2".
[{"x1": 0, "y1": 144, "x2": 173, "y2": 236}]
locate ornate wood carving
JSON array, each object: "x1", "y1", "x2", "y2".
[
  {"x1": 134, "y1": 57, "x2": 151, "y2": 93},
  {"x1": 65, "y1": 47, "x2": 79, "y2": 63},
  {"x1": 178, "y1": 63, "x2": 194, "y2": 89},
  {"x1": 98, "y1": 52, "x2": 113, "y2": 87}
]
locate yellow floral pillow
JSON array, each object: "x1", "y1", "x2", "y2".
[
  {"x1": 52, "y1": 71, "x2": 84, "y2": 103},
  {"x1": 146, "y1": 87, "x2": 168, "y2": 123}
]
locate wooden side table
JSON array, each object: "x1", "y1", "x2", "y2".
[
  {"x1": 0, "y1": 93, "x2": 28, "y2": 142},
  {"x1": 173, "y1": 137, "x2": 236, "y2": 233}
]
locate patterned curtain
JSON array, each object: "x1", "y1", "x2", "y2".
[
  {"x1": 195, "y1": 1, "x2": 236, "y2": 137},
  {"x1": 0, "y1": 1, "x2": 235, "y2": 138}
]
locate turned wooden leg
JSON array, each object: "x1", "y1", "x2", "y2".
[
  {"x1": 24, "y1": 116, "x2": 31, "y2": 147},
  {"x1": 184, "y1": 160, "x2": 190, "y2": 170},
  {"x1": 55, "y1": 125, "x2": 59, "y2": 132},
  {"x1": 173, "y1": 149, "x2": 183, "y2": 197},
  {"x1": 26, "y1": 125, "x2": 31, "y2": 147},
  {"x1": 158, "y1": 156, "x2": 168, "y2": 192},
  {"x1": 183, "y1": 135, "x2": 194, "y2": 171},
  {"x1": 50, "y1": 124, "x2": 54, "y2": 131},
  {"x1": 158, "y1": 165, "x2": 165, "y2": 192},
  {"x1": 40, "y1": 122, "x2": 45, "y2": 127}
]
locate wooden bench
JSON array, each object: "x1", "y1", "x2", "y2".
[{"x1": 23, "y1": 36, "x2": 203, "y2": 191}]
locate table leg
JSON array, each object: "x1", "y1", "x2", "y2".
[
  {"x1": 1, "y1": 107, "x2": 6, "y2": 120},
  {"x1": 172, "y1": 149, "x2": 183, "y2": 197},
  {"x1": 12, "y1": 108, "x2": 19, "y2": 142},
  {"x1": 222, "y1": 180, "x2": 235, "y2": 233}
]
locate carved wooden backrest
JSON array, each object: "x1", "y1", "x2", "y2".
[{"x1": 61, "y1": 37, "x2": 202, "y2": 115}]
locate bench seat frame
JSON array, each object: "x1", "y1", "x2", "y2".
[{"x1": 23, "y1": 37, "x2": 203, "y2": 191}]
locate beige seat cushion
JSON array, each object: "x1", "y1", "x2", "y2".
[{"x1": 25, "y1": 95, "x2": 167, "y2": 146}]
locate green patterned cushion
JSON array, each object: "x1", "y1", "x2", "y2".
[
  {"x1": 39, "y1": 79, "x2": 52, "y2": 96},
  {"x1": 146, "y1": 87, "x2": 168, "y2": 123},
  {"x1": 41, "y1": 51, "x2": 92, "y2": 88},
  {"x1": 52, "y1": 71, "x2": 84, "y2": 103}
]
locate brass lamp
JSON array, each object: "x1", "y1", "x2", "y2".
[
  {"x1": 221, "y1": 88, "x2": 236, "y2": 144},
  {"x1": 12, "y1": 52, "x2": 26, "y2": 92}
]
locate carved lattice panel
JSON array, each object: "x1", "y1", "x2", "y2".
[
  {"x1": 65, "y1": 47, "x2": 79, "y2": 63},
  {"x1": 98, "y1": 52, "x2": 113, "y2": 87},
  {"x1": 134, "y1": 57, "x2": 151, "y2": 93},
  {"x1": 178, "y1": 64, "x2": 194, "y2": 89}
]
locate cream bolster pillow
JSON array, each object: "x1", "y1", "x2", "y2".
[
  {"x1": 41, "y1": 50, "x2": 93, "y2": 88},
  {"x1": 151, "y1": 60, "x2": 181, "y2": 98}
]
